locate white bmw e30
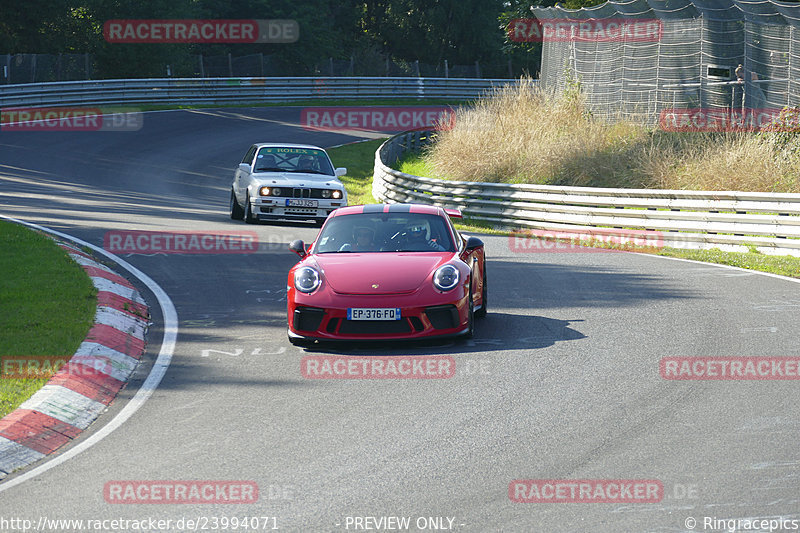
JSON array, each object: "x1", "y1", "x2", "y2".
[{"x1": 230, "y1": 143, "x2": 348, "y2": 225}]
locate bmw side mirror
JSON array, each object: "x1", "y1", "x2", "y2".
[
  {"x1": 465, "y1": 236, "x2": 484, "y2": 252},
  {"x1": 239, "y1": 163, "x2": 251, "y2": 172},
  {"x1": 289, "y1": 239, "x2": 307, "y2": 259},
  {"x1": 335, "y1": 167, "x2": 347, "y2": 177}
]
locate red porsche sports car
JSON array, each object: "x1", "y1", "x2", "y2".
[{"x1": 287, "y1": 204, "x2": 487, "y2": 345}]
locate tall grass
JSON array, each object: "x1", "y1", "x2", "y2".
[{"x1": 421, "y1": 76, "x2": 800, "y2": 192}]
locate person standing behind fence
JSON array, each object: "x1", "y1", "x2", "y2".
[
  {"x1": 733, "y1": 64, "x2": 745, "y2": 110},
  {"x1": 746, "y1": 72, "x2": 768, "y2": 109}
]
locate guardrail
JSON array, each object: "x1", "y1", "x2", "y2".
[
  {"x1": 373, "y1": 130, "x2": 800, "y2": 255},
  {"x1": 0, "y1": 77, "x2": 516, "y2": 108}
]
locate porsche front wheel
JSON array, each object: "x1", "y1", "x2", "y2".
[
  {"x1": 463, "y1": 278, "x2": 475, "y2": 339},
  {"x1": 475, "y1": 265, "x2": 487, "y2": 318}
]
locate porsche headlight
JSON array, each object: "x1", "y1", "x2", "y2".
[
  {"x1": 433, "y1": 264, "x2": 459, "y2": 291},
  {"x1": 294, "y1": 266, "x2": 321, "y2": 293}
]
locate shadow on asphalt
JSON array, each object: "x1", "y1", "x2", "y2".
[{"x1": 302, "y1": 314, "x2": 586, "y2": 355}]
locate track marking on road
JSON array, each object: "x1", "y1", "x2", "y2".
[
  {"x1": 0, "y1": 215, "x2": 178, "y2": 494},
  {"x1": 201, "y1": 348, "x2": 244, "y2": 358},
  {"x1": 252, "y1": 347, "x2": 287, "y2": 355},
  {"x1": 740, "y1": 327, "x2": 779, "y2": 333},
  {"x1": 752, "y1": 300, "x2": 800, "y2": 312},
  {"x1": 632, "y1": 252, "x2": 800, "y2": 286},
  {"x1": 200, "y1": 347, "x2": 287, "y2": 357}
]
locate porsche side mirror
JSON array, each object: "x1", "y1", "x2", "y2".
[
  {"x1": 465, "y1": 236, "x2": 484, "y2": 252},
  {"x1": 289, "y1": 239, "x2": 307, "y2": 258}
]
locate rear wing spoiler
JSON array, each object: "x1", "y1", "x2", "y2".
[{"x1": 444, "y1": 208, "x2": 462, "y2": 219}]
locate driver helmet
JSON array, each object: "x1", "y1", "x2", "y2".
[
  {"x1": 259, "y1": 154, "x2": 277, "y2": 169},
  {"x1": 406, "y1": 219, "x2": 430, "y2": 240},
  {"x1": 298, "y1": 155, "x2": 316, "y2": 170},
  {"x1": 353, "y1": 225, "x2": 375, "y2": 242}
]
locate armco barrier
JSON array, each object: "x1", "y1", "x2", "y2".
[
  {"x1": 372, "y1": 130, "x2": 800, "y2": 255},
  {"x1": 0, "y1": 77, "x2": 516, "y2": 108}
]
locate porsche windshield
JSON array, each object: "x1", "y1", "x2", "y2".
[
  {"x1": 315, "y1": 212, "x2": 456, "y2": 253},
  {"x1": 254, "y1": 147, "x2": 335, "y2": 175}
]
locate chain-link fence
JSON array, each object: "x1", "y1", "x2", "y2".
[
  {"x1": 1, "y1": 54, "x2": 93, "y2": 84},
  {"x1": 532, "y1": 0, "x2": 800, "y2": 126},
  {"x1": 198, "y1": 53, "x2": 506, "y2": 79},
  {"x1": 2, "y1": 51, "x2": 513, "y2": 83}
]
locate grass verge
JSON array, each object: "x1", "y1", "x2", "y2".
[
  {"x1": 0, "y1": 221, "x2": 97, "y2": 418},
  {"x1": 328, "y1": 139, "x2": 388, "y2": 206},
  {"x1": 655, "y1": 246, "x2": 800, "y2": 278},
  {"x1": 510, "y1": 228, "x2": 800, "y2": 277}
]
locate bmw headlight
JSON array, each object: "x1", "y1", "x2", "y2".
[
  {"x1": 272, "y1": 188, "x2": 282, "y2": 196},
  {"x1": 259, "y1": 186, "x2": 271, "y2": 196},
  {"x1": 332, "y1": 190, "x2": 343, "y2": 199},
  {"x1": 433, "y1": 264, "x2": 459, "y2": 291},
  {"x1": 321, "y1": 189, "x2": 332, "y2": 199},
  {"x1": 294, "y1": 266, "x2": 321, "y2": 293}
]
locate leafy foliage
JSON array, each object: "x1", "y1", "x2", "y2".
[{"x1": 0, "y1": 0, "x2": 598, "y2": 79}]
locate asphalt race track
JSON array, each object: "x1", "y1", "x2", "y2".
[{"x1": 1, "y1": 107, "x2": 799, "y2": 532}]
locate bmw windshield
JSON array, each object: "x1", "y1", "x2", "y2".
[{"x1": 254, "y1": 146, "x2": 335, "y2": 175}]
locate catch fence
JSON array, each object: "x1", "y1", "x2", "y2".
[{"x1": 532, "y1": 0, "x2": 800, "y2": 125}]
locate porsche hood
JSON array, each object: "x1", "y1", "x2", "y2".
[{"x1": 313, "y1": 253, "x2": 450, "y2": 295}]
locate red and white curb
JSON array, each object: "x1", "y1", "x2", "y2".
[{"x1": 0, "y1": 240, "x2": 149, "y2": 479}]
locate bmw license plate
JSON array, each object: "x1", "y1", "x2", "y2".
[
  {"x1": 347, "y1": 308, "x2": 401, "y2": 321},
  {"x1": 286, "y1": 199, "x2": 318, "y2": 208}
]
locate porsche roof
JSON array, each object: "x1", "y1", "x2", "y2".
[{"x1": 331, "y1": 204, "x2": 450, "y2": 217}]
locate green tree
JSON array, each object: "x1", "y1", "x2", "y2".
[
  {"x1": 361, "y1": 0, "x2": 505, "y2": 67},
  {"x1": 0, "y1": 0, "x2": 558, "y2": 79}
]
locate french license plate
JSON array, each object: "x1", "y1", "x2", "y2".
[
  {"x1": 286, "y1": 199, "x2": 318, "y2": 208},
  {"x1": 347, "y1": 308, "x2": 401, "y2": 321}
]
